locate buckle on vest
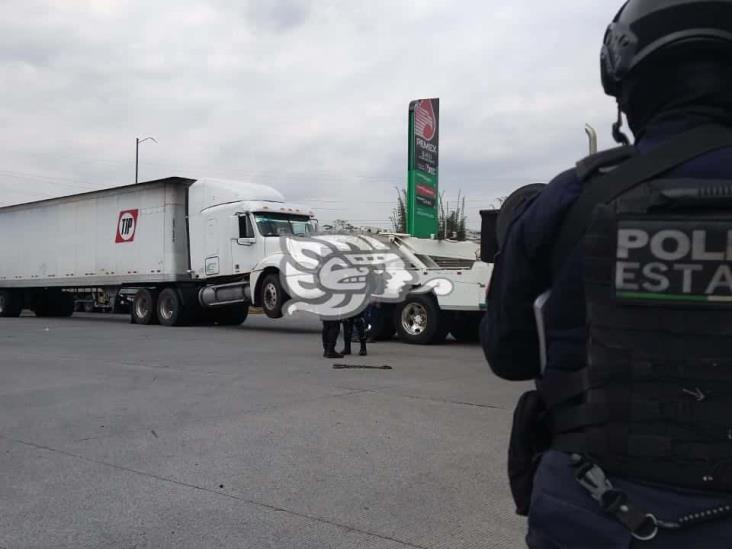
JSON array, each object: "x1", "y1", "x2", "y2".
[
  {"x1": 572, "y1": 454, "x2": 660, "y2": 541},
  {"x1": 631, "y1": 514, "x2": 659, "y2": 542}
]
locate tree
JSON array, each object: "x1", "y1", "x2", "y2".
[
  {"x1": 332, "y1": 219, "x2": 355, "y2": 232},
  {"x1": 438, "y1": 191, "x2": 467, "y2": 241},
  {"x1": 390, "y1": 187, "x2": 407, "y2": 233},
  {"x1": 391, "y1": 187, "x2": 469, "y2": 240}
]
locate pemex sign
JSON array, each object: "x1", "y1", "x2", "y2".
[{"x1": 407, "y1": 98, "x2": 439, "y2": 238}]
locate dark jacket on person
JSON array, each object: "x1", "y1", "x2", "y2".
[{"x1": 481, "y1": 54, "x2": 732, "y2": 547}]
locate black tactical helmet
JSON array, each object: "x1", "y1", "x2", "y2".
[{"x1": 601, "y1": 0, "x2": 732, "y2": 98}]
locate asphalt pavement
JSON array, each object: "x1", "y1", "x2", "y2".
[{"x1": 0, "y1": 311, "x2": 530, "y2": 549}]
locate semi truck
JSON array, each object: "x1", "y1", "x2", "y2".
[
  {"x1": 0, "y1": 176, "x2": 318, "y2": 326},
  {"x1": 0, "y1": 176, "x2": 490, "y2": 343}
]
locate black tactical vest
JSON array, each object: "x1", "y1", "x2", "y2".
[{"x1": 545, "y1": 126, "x2": 732, "y2": 492}]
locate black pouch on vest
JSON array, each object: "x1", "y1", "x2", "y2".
[{"x1": 508, "y1": 390, "x2": 550, "y2": 516}]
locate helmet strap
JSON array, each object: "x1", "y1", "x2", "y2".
[{"x1": 612, "y1": 104, "x2": 631, "y2": 145}]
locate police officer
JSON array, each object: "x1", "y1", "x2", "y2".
[
  {"x1": 482, "y1": 1, "x2": 732, "y2": 547},
  {"x1": 322, "y1": 320, "x2": 343, "y2": 359},
  {"x1": 340, "y1": 310, "x2": 368, "y2": 356}
]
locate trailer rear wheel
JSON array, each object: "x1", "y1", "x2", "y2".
[
  {"x1": 394, "y1": 295, "x2": 445, "y2": 345},
  {"x1": 132, "y1": 289, "x2": 159, "y2": 325},
  {"x1": 0, "y1": 290, "x2": 22, "y2": 317},
  {"x1": 259, "y1": 273, "x2": 288, "y2": 319},
  {"x1": 157, "y1": 288, "x2": 186, "y2": 327}
]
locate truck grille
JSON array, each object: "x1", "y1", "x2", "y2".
[{"x1": 429, "y1": 256, "x2": 476, "y2": 269}]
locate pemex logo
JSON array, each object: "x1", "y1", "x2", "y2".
[
  {"x1": 115, "y1": 209, "x2": 139, "y2": 243},
  {"x1": 414, "y1": 99, "x2": 436, "y2": 141}
]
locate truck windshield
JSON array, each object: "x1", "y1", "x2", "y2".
[{"x1": 254, "y1": 213, "x2": 316, "y2": 237}]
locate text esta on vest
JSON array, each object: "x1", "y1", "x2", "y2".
[{"x1": 615, "y1": 227, "x2": 732, "y2": 295}]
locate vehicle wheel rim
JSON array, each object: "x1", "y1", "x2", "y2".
[
  {"x1": 159, "y1": 295, "x2": 175, "y2": 321},
  {"x1": 135, "y1": 297, "x2": 150, "y2": 319},
  {"x1": 264, "y1": 283, "x2": 278, "y2": 311},
  {"x1": 401, "y1": 303, "x2": 428, "y2": 336}
]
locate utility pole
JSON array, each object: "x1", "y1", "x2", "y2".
[{"x1": 135, "y1": 136, "x2": 157, "y2": 183}]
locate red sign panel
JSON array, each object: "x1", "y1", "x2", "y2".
[
  {"x1": 115, "y1": 209, "x2": 139, "y2": 243},
  {"x1": 414, "y1": 99, "x2": 436, "y2": 141}
]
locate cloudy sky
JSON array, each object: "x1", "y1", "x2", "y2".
[{"x1": 0, "y1": 0, "x2": 624, "y2": 229}]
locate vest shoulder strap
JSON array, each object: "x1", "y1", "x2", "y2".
[
  {"x1": 551, "y1": 124, "x2": 732, "y2": 274},
  {"x1": 575, "y1": 145, "x2": 636, "y2": 182}
]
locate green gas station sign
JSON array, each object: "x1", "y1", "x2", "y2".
[{"x1": 407, "y1": 98, "x2": 439, "y2": 238}]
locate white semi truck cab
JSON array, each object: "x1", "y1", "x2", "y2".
[{"x1": 187, "y1": 178, "x2": 316, "y2": 280}]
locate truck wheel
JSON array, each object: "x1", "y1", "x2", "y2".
[
  {"x1": 450, "y1": 312, "x2": 483, "y2": 343},
  {"x1": 0, "y1": 290, "x2": 22, "y2": 317},
  {"x1": 214, "y1": 303, "x2": 249, "y2": 326},
  {"x1": 157, "y1": 288, "x2": 186, "y2": 327},
  {"x1": 394, "y1": 294, "x2": 444, "y2": 345},
  {"x1": 132, "y1": 289, "x2": 159, "y2": 325},
  {"x1": 259, "y1": 273, "x2": 288, "y2": 319},
  {"x1": 368, "y1": 305, "x2": 396, "y2": 341}
]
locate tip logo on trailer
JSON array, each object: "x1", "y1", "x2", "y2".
[{"x1": 115, "y1": 209, "x2": 139, "y2": 243}]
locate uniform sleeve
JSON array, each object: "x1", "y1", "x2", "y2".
[{"x1": 481, "y1": 169, "x2": 581, "y2": 381}]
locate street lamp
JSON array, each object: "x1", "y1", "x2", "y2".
[{"x1": 135, "y1": 136, "x2": 158, "y2": 184}]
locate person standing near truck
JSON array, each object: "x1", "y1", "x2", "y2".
[
  {"x1": 322, "y1": 319, "x2": 343, "y2": 359},
  {"x1": 482, "y1": 1, "x2": 732, "y2": 547},
  {"x1": 340, "y1": 310, "x2": 368, "y2": 356}
]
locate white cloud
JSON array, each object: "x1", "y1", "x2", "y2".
[{"x1": 0, "y1": 0, "x2": 623, "y2": 228}]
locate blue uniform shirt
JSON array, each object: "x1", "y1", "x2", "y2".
[{"x1": 482, "y1": 119, "x2": 732, "y2": 548}]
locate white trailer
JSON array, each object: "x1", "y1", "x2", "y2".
[{"x1": 0, "y1": 177, "x2": 317, "y2": 326}]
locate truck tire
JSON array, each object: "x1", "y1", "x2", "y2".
[
  {"x1": 157, "y1": 287, "x2": 186, "y2": 327},
  {"x1": 368, "y1": 304, "x2": 396, "y2": 341},
  {"x1": 214, "y1": 303, "x2": 249, "y2": 326},
  {"x1": 450, "y1": 312, "x2": 483, "y2": 343},
  {"x1": 394, "y1": 294, "x2": 445, "y2": 345},
  {"x1": 0, "y1": 290, "x2": 22, "y2": 317},
  {"x1": 259, "y1": 273, "x2": 288, "y2": 319},
  {"x1": 132, "y1": 288, "x2": 159, "y2": 325}
]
